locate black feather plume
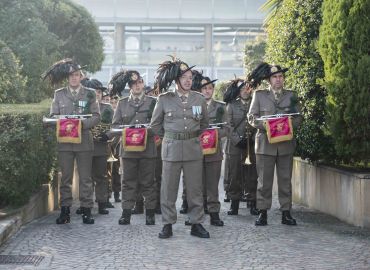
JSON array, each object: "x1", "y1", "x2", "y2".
[
  {"x1": 246, "y1": 62, "x2": 271, "y2": 89},
  {"x1": 191, "y1": 70, "x2": 204, "y2": 91},
  {"x1": 154, "y1": 56, "x2": 194, "y2": 93},
  {"x1": 108, "y1": 70, "x2": 132, "y2": 97},
  {"x1": 81, "y1": 78, "x2": 106, "y2": 90},
  {"x1": 223, "y1": 78, "x2": 245, "y2": 103},
  {"x1": 41, "y1": 58, "x2": 82, "y2": 85}
]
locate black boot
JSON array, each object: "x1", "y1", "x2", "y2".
[
  {"x1": 255, "y1": 210, "x2": 267, "y2": 226},
  {"x1": 184, "y1": 217, "x2": 192, "y2": 226},
  {"x1": 158, "y1": 224, "x2": 173, "y2": 239},
  {"x1": 249, "y1": 201, "x2": 259, "y2": 216},
  {"x1": 282, "y1": 210, "x2": 297, "y2": 225},
  {"x1": 145, "y1": 209, "x2": 155, "y2": 225},
  {"x1": 203, "y1": 200, "x2": 209, "y2": 215},
  {"x1": 131, "y1": 201, "x2": 144, "y2": 214},
  {"x1": 179, "y1": 199, "x2": 188, "y2": 214},
  {"x1": 75, "y1": 207, "x2": 83, "y2": 215},
  {"x1": 118, "y1": 209, "x2": 131, "y2": 225},
  {"x1": 106, "y1": 200, "x2": 115, "y2": 208},
  {"x1": 114, "y1": 192, "x2": 121, "y2": 202},
  {"x1": 191, "y1": 224, "x2": 210, "y2": 238},
  {"x1": 227, "y1": 200, "x2": 239, "y2": 215},
  {"x1": 224, "y1": 192, "x2": 230, "y2": 203},
  {"x1": 56, "y1": 206, "x2": 70, "y2": 224},
  {"x1": 82, "y1": 208, "x2": 95, "y2": 224},
  {"x1": 155, "y1": 203, "x2": 162, "y2": 215},
  {"x1": 210, "y1": 212, "x2": 224, "y2": 226},
  {"x1": 98, "y1": 202, "x2": 109, "y2": 215}
]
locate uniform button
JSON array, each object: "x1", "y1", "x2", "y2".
[
  {"x1": 183, "y1": 109, "x2": 186, "y2": 111},
  {"x1": 135, "y1": 112, "x2": 138, "y2": 114},
  {"x1": 184, "y1": 117, "x2": 186, "y2": 120},
  {"x1": 185, "y1": 126, "x2": 188, "y2": 130}
]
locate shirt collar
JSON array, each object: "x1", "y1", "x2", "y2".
[
  {"x1": 69, "y1": 86, "x2": 81, "y2": 94},
  {"x1": 176, "y1": 90, "x2": 189, "y2": 98},
  {"x1": 129, "y1": 92, "x2": 144, "y2": 101}
]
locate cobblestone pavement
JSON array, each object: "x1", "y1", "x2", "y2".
[{"x1": 1, "y1": 181, "x2": 370, "y2": 270}]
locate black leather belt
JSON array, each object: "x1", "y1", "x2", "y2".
[{"x1": 164, "y1": 131, "x2": 198, "y2": 140}]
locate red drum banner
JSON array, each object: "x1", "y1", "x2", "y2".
[
  {"x1": 56, "y1": 119, "x2": 82, "y2": 144},
  {"x1": 200, "y1": 128, "x2": 218, "y2": 155},
  {"x1": 265, "y1": 116, "x2": 293, "y2": 143},
  {"x1": 122, "y1": 128, "x2": 148, "y2": 151},
  {"x1": 154, "y1": 135, "x2": 162, "y2": 146}
]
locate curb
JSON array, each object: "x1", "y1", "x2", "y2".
[{"x1": 0, "y1": 182, "x2": 59, "y2": 248}]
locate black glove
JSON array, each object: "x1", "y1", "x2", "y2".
[
  {"x1": 236, "y1": 138, "x2": 248, "y2": 149},
  {"x1": 98, "y1": 133, "x2": 109, "y2": 142}
]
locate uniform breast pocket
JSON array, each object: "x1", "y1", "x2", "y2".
[
  {"x1": 59, "y1": 102, "x2": 67, "y2": 114},
  {"x1": 121, "y1": 114, "x2": 132, "y2": 124},
  {"x1": 164, "y1": 110, "x2": 175, "y2": 121}
]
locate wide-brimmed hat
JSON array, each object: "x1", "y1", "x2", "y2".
[
  {"x1": 81, "y1": 78, "x2": 107, "y2": 91},
  {"x1": 266, "y1": 64, "x2": 288, "y2": 77},
  {"x1": 155, "y1": 55, "x2": 195, "y2": 93},
  {"x1": 108, "y1": 70, "x2": 142, "y2": 97},
  {"x1": 200, "y1": 77, "x2": 217, "y2": 88},
  {"x1": 42, "y1": 58, "x2": 85, "y2": 85}
]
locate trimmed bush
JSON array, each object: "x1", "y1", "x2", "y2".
[
  {"x1": 318, "y1": 0, "x2": 370, "y2": 165},
  {"x1": 0, "y1": 100, "x2": 57, "y2": 207}
]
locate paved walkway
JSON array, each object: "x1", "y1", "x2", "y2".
[{"x1": 0, "y1": 182, "x2": 370, "y2": 270}]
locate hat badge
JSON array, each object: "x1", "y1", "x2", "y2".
[
  {"x1": 201, "y1": 79, "x2": 207, "y2": 85},
  {"x1": 131, "y1": 73, "x2": 138, "y2": 81},
  {"x1": 180, "y1": 63, "x2": 189, "y2": 71},
  {"x1": 270, "y1": 66, "x2": 278, "y2": 73}
]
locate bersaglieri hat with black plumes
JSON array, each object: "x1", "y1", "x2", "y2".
[
  {"x1": 108, "y1": 70, "x2": 141, "y2": 97},
  {"x1": 42, "y1": 58, "x2": 85, "y2": 85}
]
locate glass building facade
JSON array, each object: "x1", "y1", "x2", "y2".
[{"x1": 74, "y1": 0, "x2": 266, "y2": 85}]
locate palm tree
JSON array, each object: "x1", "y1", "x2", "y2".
[{"x1": 260, "y1": 0, "x2": 284, "y2": 26}]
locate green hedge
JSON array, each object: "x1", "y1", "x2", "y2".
[
  {"x1": 318, "y1": 0, "x2": 370, "y2": 165},
  {"x1": 0, "y1": 99, "x2": 56, "y2": 207}
]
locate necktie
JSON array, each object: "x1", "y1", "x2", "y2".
[
  {"x1": 72, "y1": 90, "x2": 77, "y2": 97},
  {"x1": 134, "y1": 98, "x2": 140, "y2": 104},
  {"x1": 181, "y1": 95, "x2": 187, "y2": 103},
  {"x1": 274, "y1": 91, "x2": 281, "y2": 101}
]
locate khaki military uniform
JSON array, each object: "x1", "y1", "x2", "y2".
[
  {"x1": 92, "y1": 102, "x2": 113, "y2": 203},
  {"x1": 50, "y1": 86, "x2": 100, "y2": 208},
  {"x1": 202, "y1": 99, "x2": 228, "y2": 213},
  {"x1": 226, "y1": 97, "x2": 258, "y2": 202},
  {"x1": 112, "y1": 94, "x2": 157, "y2": 211},
  {"x1": 248, "y1": 89, "x2": 302, "y2": 210},
  {"x1": 150, "y1": 90, "x2": 209, "y2": 224}
]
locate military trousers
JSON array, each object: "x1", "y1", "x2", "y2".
[
  {"x1": 203, "y1": 160, "x2": 222, "y2": 213},
  {"x1": 223, "y1": 154, "x2": 231, "y2": 192},
  {"x1": 161, "y1": 160, "x2": 205, "y2": 224},
  {"x1": 92, "y1": 155, "x2": 109, "y2": 203},
  {"x1": 227, "y1": 147, "x2": 258, "y2": 202},
  {"x1": 256, "y1": 153, "x2": 293, "y2": 210},
  {"x1": 121, "y1": 158, "x2": 156, "y2": 210},
  {"x1": 58, "y1": 151, "x2": 94, "y2": 208},
  {"x1": 111, "y1": 160, "x2": 121, "y2": 193}
]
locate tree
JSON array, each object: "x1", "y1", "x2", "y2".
[
  {"x1": 318, "y1": 0, "x2": 370, "y2": 164},
  {"x1": 264, "y1": 0, "x2": 333, "y2": 162},
  {"x1": 0, "y1": 0, "x2": 104, "y2": 103},
  {"x1": 0, "y1": 40, "x2": 27, "y2": 103}
]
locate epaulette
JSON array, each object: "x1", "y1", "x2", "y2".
[
  {"x1": 213, "y1": 100, "x2": 226, "y2": 105},
  {"x1": 100, "y1": 102, "x2": 112, "y2": 106},
  {"x1": 159, "y1": 91, "x2": 175, "y2": 97},
  {"x1": 55, "y1": 87, "x2": 66, "y2": 92},
  {"x1": 145, "y1": 95, "x2": 156, "y2": 100},
  {"x1": 119, "y1": 96, "x2": 129, "y2": 101},
  {"x1": 191, "y1": 90, "x2": 204, "y2": 96}
]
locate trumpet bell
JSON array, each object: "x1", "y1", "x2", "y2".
[{"x1": 107, "y1": 153, "x2": 118, "y2": 163}]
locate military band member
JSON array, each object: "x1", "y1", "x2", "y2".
[
  {"x1": 44, "y1": 59, "x2": 100, "y2": 224},
  {"x1": 151, "y1": 57, "x2": 210, "y2": 239},
  {"x1": 109, "y1": 95, "x2": 122, "y2": 203},
  {"x1": 110, "y1": 70, "x2": 157, "y2": 226},
  {"x1": 199, "y1": 76, "x2": 227, "y2": 226},
  {"x1": 247, "y1": 63, "x2": 303, "y2": 226},
  {"x1": 224, "y1": 78, "x2": 258, "y2": 216},
  {"x1": 81, "y1": 78, "x2": 113, "y2": 215}
]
